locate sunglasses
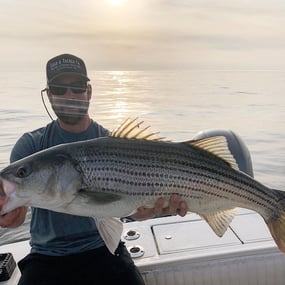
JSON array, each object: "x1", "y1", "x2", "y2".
[{"x1": 48, "y1": 82, "x2": 87, "y2": 96}]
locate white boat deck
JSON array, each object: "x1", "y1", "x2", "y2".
[{"x1": 1, "y1": 209, "x2": 285, "y2": 284}]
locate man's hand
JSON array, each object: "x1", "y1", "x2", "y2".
[
  {"x1": 130, "y1": 194, "x2": 188, "y2": 221},
  {"x1": 0, "y1": 200, "x2": 27, "y2": 228}
]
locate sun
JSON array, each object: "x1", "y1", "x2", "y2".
[{"x1": 106, "y1": 0, "x2": 127, "y2": 6}]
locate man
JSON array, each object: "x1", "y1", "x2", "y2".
[{"x1": 0, "y1": 54, "x2": 188, "y2": 284}]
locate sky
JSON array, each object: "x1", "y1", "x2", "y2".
[{"x1": 1, "y1": 0, "x2": 285, "y2": 71}]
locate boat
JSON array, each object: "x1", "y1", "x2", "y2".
[
  {"x1": 1, "y1": 209, "x2": 285, "y2": 284},
  {"x1": 1, "y1": 129, "x2": 285, "y2": 284}
]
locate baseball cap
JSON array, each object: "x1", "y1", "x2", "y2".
[{"x1": 46, "y1": 54, "x2": 90, "y2": 83}]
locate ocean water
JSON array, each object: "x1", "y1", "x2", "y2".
[{"x1": 0, "y1": 69, "x2": 284, "y2": 246}]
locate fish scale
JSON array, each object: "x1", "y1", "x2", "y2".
[
  {"x1": 1, "y1": 118, "x2": 285, "y2": 254},
  {"x1": 69, "y1": 137, "x2": 278, "y2": 217}
]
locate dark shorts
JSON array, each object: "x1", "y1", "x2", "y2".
[{"x1": 17, "y1": 242, "x2": 145, "y2": 285}]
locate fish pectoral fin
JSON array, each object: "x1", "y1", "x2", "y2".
[
  {"x1": 95, "y1": 217, "x2": 123, "y2": 254},
  {"x1": 78, "y1": 190, "x2": 122, "y2": 204},
  {"x1": 201, "y1": 208, "x2": 238, "y2": 237}
]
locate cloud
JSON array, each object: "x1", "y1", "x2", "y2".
[{"x1": 1, "y1": 0, "x2": 285, "y2": 70}]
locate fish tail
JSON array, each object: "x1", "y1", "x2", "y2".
[
  {"x1": 266, "y1": 213, "x2": 285, "y2": 253},
  {"x1": 265, "y1": 189, "x2": 285, "y2": 253}
]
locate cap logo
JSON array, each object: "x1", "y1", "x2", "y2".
[{"x1": 49, "y1": 58, "x2": 82, "y2": 71}]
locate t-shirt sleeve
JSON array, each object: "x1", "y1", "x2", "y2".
[{"x1": 10, "y1": 133, "x2": 39, "y2": 163}]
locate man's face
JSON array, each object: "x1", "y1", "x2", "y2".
[{"x1": 48, "y1": 75, "x2": 91, "y2": 125}]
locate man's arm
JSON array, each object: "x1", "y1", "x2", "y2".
[{"x1": 0, "y1": 195, "x2": 188, "y2": 227}]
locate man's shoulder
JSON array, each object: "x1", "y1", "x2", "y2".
[
  {"x1": 90, "y1": 120, "x2": 110, "y2": 137},
  {"x1": 10, "y1": 122, "x2": 56, "y2": 162},
  {"x1": 21, "y1": 121, "x2": 56, "y2": 142}
]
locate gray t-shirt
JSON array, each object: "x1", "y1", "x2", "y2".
[{"x1": 10, "y1": 120, "x2": 110, "y2": 256}]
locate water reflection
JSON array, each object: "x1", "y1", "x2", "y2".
[{"x1": 0, "y1": 69, "x2": 284, "y2": 246}]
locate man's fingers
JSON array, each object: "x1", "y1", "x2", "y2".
[
  {"x1": 131, "y1": 195, "x2": 189, "y2": 221},
  {"x1": 153, "y1": 197, "x2": 165, "y2": 216},
  {"x1": 177, "y1": 201, "x2": 188, "y2": 217},
  {"x1": 159, "y1": 194, "x2": 179, "y2": 216}
]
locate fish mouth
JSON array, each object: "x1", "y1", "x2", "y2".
[
  {"x1": 0, "y1": 178, "x2": 6, "y2": 200},
  {"x1": 0, "y1": 178, "x2": 8, "y2": 213},
  {"x1": 0, "y1": 178, "x2": 17, "y2": 214},
  {"x1": 0, "y1": 178, "x2": 16, "y2": 199}
]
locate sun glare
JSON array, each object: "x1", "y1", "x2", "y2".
[{"x1": 106, "y1": 0, "x2": 127, "y2": 6}]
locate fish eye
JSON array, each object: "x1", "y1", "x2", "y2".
[{"x1": 16, "y1": 166, "x2": 31, "y2": 178}]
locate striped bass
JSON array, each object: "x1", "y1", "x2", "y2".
[{"x1": 0, "y1": 118, "x2": 285, "y2": 254}]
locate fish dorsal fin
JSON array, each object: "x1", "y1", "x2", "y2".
[
  {"x1": 201, "y1": 208, "x2": 238, "y2": 237},
  {"x1": 111, "y1": 118, "x2": 166, "y2": 141},
  {"x1": 187, "y1": 136, "x2": 239, "y2": 170}
]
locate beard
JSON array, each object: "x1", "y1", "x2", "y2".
[{"x1": 51, "y1": 98, "x2": 90, "y2": 125}]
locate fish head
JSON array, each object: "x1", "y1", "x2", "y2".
[{"x1": 0, "y1": 149, "x2": 83, "y2": 214}]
